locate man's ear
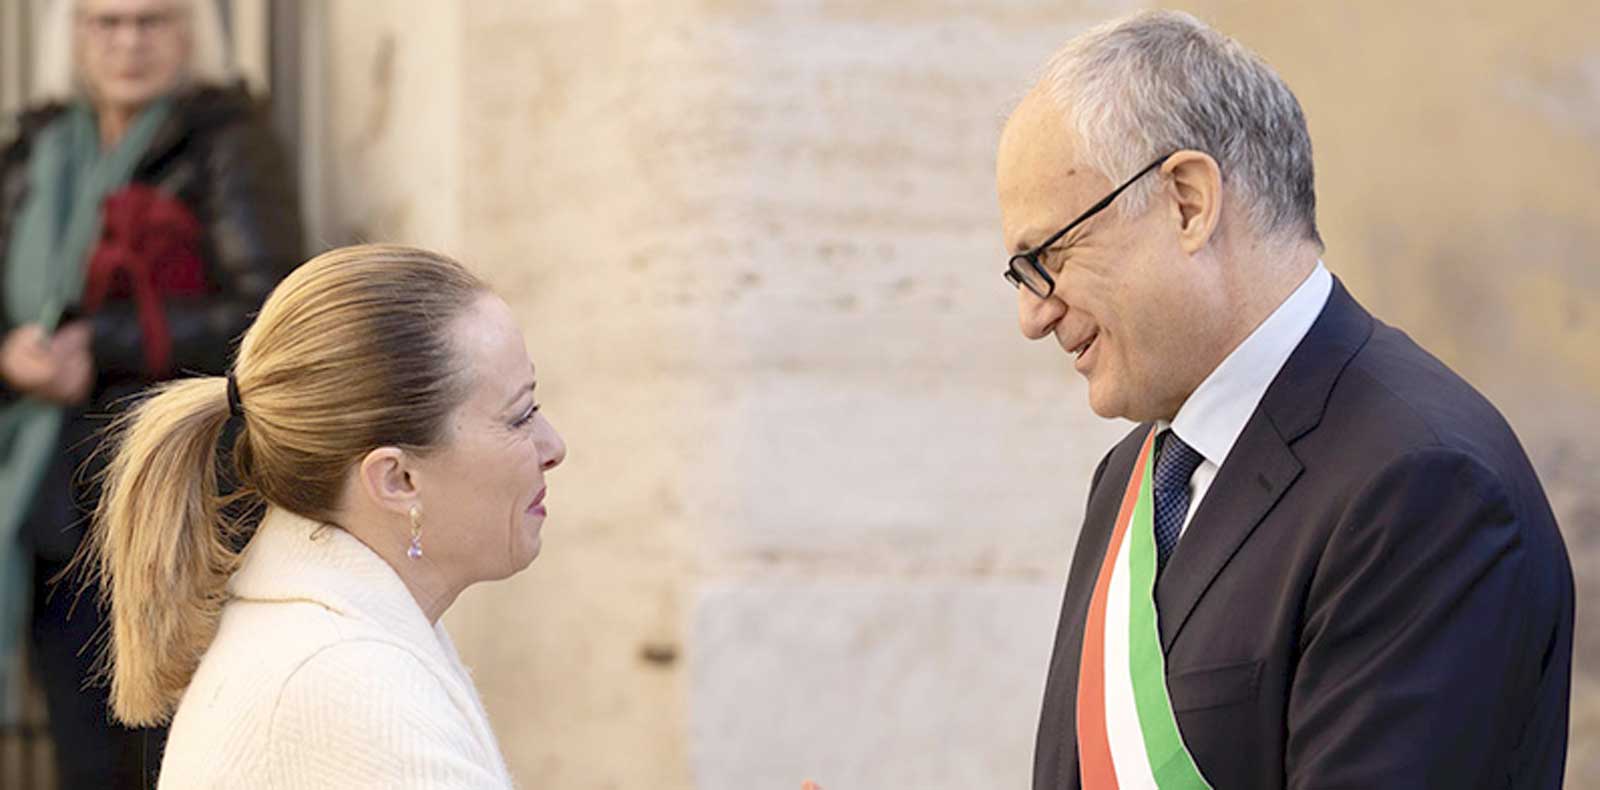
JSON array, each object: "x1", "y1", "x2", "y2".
[
  {"x1": 356, "y1": 446, "x2": 419, "y2": 517},
  {"x1": 1164, "y1": 150, "x2": 1224, "y2": 254}
]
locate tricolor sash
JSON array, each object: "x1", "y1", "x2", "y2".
[{"x1": 1076, "y1": 429, "x2": 1211, "y2": 789}]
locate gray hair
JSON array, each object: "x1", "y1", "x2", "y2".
[
  {"x1": 1041, "y1": 10, "x2": 1321, "y2": 247},
  {"x1": 32, "y1": 0, "x2": 234, "y2": 103}
]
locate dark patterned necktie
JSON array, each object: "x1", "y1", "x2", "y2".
[{"x1": 1152, "y1": 430, "x2": 1205, "y2": 573}]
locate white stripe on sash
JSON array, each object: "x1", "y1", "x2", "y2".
[{"x1": 1104, "y1": 524, "x2": 1159, "y2": 789}]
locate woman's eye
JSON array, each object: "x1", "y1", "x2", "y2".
[{"x1": 512, "y1": 404, "x2": 540, "y2": 428}]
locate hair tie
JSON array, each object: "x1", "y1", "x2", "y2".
[{"x1": 226, "y1": 373, "x2": 245, "y2": 418}]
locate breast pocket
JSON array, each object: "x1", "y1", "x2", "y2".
[{"x1": 1167, "y1": 659, "x2": 1263, "y2": 712}]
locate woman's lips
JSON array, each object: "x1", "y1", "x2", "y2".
[{"x1": 527, "y1": 487, "x2": 547, "y2": 516}]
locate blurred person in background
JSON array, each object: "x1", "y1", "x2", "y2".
[
  {"x1": 90, "y1": 245, "x2": 565, "y2": 788},
  {"x1": 0, "y1": 0, "x2": 301, "y2": 786}
]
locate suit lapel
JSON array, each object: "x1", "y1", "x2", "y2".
[
  {"x1": 1154, "y1": 278, "x2": 1374, "y2": 652},
  {"x1": 1156, "y1": 411, "x2": 1302, "y2": 650}
]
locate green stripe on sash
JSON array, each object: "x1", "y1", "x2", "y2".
[{"x1": 1126, "y1": 436, "x2": 1212, "y2": 788}]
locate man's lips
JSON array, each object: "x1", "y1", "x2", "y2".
[
  {"x1": 1063, "y1": 329, "x2": 1099, "y2": 359},
  {"x1": 528, "y1": 487, "x2": 547, "y2": 515}
]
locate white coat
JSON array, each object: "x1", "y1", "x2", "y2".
[{"x1": 158, "y1": 508, "x2": 516, "y2": 788}]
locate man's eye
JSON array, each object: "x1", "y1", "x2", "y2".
[{"x1": 1041, "y1": 246, "x2": 1071, "y2": 273}]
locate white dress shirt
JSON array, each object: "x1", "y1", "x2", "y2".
[{"x1": 1157, "y1": 262, "x2": 1333, "y2": 536}]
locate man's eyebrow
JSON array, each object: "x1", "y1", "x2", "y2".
[
  {"x1": 1011, "y1": 226, "x2": 1052, "y2": 254},
  {"x1": 1014, "y1": 220, "x2": 1086, "y2": 256}
]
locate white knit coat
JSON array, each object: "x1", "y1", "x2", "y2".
[{"x1": 157, "y1": 508, "x2": 516, "y2": 788}]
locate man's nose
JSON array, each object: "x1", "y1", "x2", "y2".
[{"x1": 1018, "y1": 287, "x2": 1066, "y2": 340}]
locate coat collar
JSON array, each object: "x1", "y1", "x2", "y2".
[
  {"x1": 228, "y1": 508, "x2": 513, "y2": 784},
  {"x1": 1153, "y1": 276, "x2": 1375, "y2": 651},
  {"x1": 228, "y1": 507, "x2": 460, "y2": 673}
]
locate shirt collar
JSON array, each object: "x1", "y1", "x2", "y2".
[{"x1": 1162, "y1": 261, "x2": 1333, "y2": 468}]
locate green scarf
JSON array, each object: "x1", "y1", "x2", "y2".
[{"x1": 0, "y1": 99, "x2": 171, "y2": 721}]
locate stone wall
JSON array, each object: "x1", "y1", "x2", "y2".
[
  {"x1": 316, "y1": 0, "x2": 462, "y2": 252},
  {"x1": 312, "y1": 2, "x2": 1600, "y2": 787}
]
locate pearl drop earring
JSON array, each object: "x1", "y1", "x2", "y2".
[{"x1": 407, "y1": 505, "x2": 424, "y2": 559}]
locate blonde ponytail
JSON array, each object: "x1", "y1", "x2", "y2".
[
  {"x1": 87, "y1": 376, "x2": 242, "y2": 727},
  {"x1": 83, "y1": 244, "x2": 489, "y2": 727}
]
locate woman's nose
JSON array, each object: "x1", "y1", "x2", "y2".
[{"x1": 539, "y1": 421, "x2": 567, "y2": 471}]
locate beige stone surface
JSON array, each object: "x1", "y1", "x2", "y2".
[
  {"x1": 316, "y1": 0, "x2": 462, "y2": 252},
  {"x1": 312, "y1": 1, "x2": 1600, "y2": 787},
  {"x1": 690, "y1": 579, "x2": 1064, "y2": 789}
]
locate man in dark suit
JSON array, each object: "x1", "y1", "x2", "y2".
[{"x1": 996, "y1": 11, "x2": 1573, "y2": 789}]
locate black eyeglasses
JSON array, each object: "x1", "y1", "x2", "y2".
[
  {"x1": 1004, "y1": 154, "x2": 1173, "y2": 299},
  {"x1": 78, "y1": 9, "x2": 185, "y2": 39}
]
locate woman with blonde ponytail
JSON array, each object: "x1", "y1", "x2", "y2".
[{"x1": 88, "y1": 244, "x2": 565, "y2": 788}]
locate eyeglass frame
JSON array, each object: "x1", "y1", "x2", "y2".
[
  {"x1": 76, "y1": 7, "x2": 188, "y2": 39},
  {"x1": 1003, "y1": 153, "x2": 1175, "y2": 299}
]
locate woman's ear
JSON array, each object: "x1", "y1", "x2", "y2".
[
  {"x1": 356, "y1": 446, "x2": 419, "y2": 518},
  {"x1": 1164, "y1": 149, "x2": 1224, "y2": 254}
]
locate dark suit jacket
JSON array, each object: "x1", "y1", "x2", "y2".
[
  {"x1": 1033, "y1": 279, "x2": 1573, "y2": 790},
  {"x1": 1, "y1": 83, "x2": 301, "y2": 562}
]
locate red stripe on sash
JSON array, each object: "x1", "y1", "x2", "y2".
[{"x1": 1076, "y1": 430, "x2": 1156, "y2": 789}]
